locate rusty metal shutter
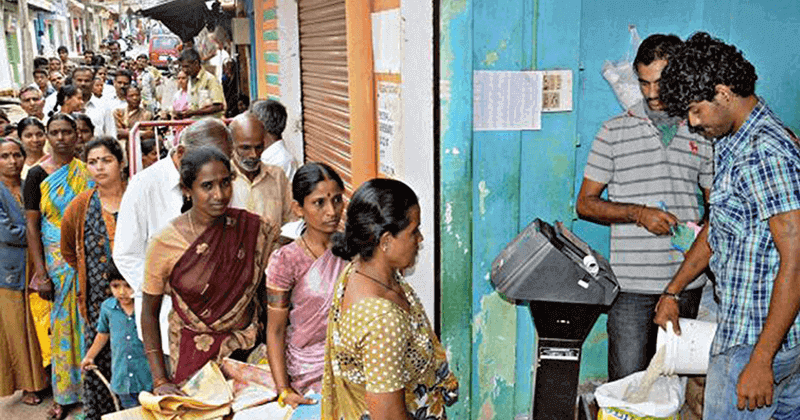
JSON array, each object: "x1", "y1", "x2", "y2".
[{"x1": 298, "y1": 0, "x2": 352, "y2": 192}]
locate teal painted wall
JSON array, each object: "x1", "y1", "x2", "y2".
[{"x1": 439, "y1": 0, "x2": 800, "y2": 419}]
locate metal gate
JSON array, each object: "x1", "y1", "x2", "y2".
[{"x1": 297, "y1": 0, "x2": 353, "y2": 192}]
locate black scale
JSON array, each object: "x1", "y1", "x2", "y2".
[{"x1": 491, "y1": 219, "x2": 619, "y2": 419}]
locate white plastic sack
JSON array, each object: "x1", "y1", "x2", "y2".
[
  {"x1": 595, "y1": 371, "x2": 686, "y2": 419},
  {"x1": 601, "y1": 25, "x2": 643, "y2": 111}
]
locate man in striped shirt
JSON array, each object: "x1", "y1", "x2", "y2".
[
  {"x1": 655, "y1": 32, "x2": 800, "y2": 420},
  {"x1": 576, "y1": 34, "x2": 713, "y2": 381}
]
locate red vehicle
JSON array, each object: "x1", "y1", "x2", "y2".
[{"x1": 149, "y1": 35, "x2": 181, "y2": 68}]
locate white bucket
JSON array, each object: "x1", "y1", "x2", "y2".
[{"x1": 656, "y1": 319, "x2": 717, "y2": 375}]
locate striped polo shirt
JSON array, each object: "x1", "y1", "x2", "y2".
[{"x1": 584, "y1": 101, "x2": 713, "y2": 294}]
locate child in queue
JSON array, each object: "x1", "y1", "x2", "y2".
[{"x1": 80, "y1": 262, "x2": 152, "y2": 409}]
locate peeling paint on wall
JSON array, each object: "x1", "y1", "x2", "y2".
[
  {"x1": 444, "y1": 201, "x2": 453, "y2": 228},
  {"x1": 478, "y1": 180, "x2": 491, "y2": 216},
  {"x1": 473, "y1": 292, "x2": 516, "y2": 395},
  {"x1": 481, "y1": 39, "x2": 509, "y2": 67}
]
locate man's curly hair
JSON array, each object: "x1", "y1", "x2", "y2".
[{"x1": 660, "y1": 32, "x2": 757, "y2": 118}]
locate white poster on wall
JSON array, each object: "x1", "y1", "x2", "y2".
[
  {"x1": 371, "y1": 9, "x2": 401, "y2": 74},
  {"x1": 473, "y1": 70, "x2": 543, "y2": 131},
  {"x1": 377, "y1": 80, "x2": 403, "y2": 178}
]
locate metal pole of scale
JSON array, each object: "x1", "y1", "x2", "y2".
[{"x1": 491, "y1": 219, "x2": 619, "y2": 420}]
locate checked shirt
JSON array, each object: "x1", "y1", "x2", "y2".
[{"x1": 708, "y1": 99, "x2": 800, "y2": 355}]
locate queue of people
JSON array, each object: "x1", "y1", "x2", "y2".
[
  {"x1": 9, "y1": 27, "x2": 799, "y2": 420},
  {"x1": 2, "y1": 100, "x2": 458, "y2": 419}
]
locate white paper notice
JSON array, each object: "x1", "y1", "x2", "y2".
[{"x1": 473, "y1": 70, "x2": 542, "y2": 131}]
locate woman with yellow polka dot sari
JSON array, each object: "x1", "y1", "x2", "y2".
[{"x1": 321, "y1": 179, "x2": 458, "y2": 420}]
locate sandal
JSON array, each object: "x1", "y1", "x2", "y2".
[
  {"x1": 21, "y1": 391, "x2": 42, "y2": 406},
  {"x1": 46, "y1": 403, "x2": 66, "y2": 420}
]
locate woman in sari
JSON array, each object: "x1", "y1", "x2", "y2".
[
  {"x1": 141, "y1": 146, "x2": 279, "y2": 395},
  {"x1": 24, "y1": 113, "x2": 94, "y2": 420},
  {"x1": 322, "y1": 179, "x2": 459, "y2": 420},
  {"x1": 18, "y1": 118, "x2": 54, "y2": 370},
  {"x1": 0, "y1": 138, "x2": 47, "y2": 406},
  {"x1": 61, "y1": 137, "x2": 126, "y2": 420},
  {"x1": 266, "y1": 163, "x2": 346, "y2": 407},
  {"x1": 18, "y1": 117, "x2": 49, "y2": 180}
]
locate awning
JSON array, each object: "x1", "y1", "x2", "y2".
[
  {"x1": 27, "y1": 0, "x2": 54, "y2": 12},
  {"x1": 139, "y1": 0, "x2": 212, "y2": 43}
]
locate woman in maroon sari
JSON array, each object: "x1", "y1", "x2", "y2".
[{"x1": 140, "y1": 146, "x2": 279, "y2": 395}]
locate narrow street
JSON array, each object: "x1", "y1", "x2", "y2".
[{"x1": 1, "y1": 391, "x2": 82, "y2": 420}]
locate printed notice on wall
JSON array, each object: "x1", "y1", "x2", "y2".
[
  {"x1": 541, "y1": 70, "x2": 573, "y2": 112},
  {"x1": 377, "y1": 80, "x2": 403, "y2": 177},
  {"x1": 473, "y1": 70, "x2": 542, "y2": 131}
]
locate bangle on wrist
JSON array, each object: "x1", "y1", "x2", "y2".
[
  {"x1": 277, "y1": 388, "x2": 292, "y2": 407},
  {"x1": 661, "y1": 291, "x2": 681, "y2": 302}
]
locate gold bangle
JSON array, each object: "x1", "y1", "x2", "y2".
[{"x1": 277, "y1": 388, "x2": 291, "y2": 408}]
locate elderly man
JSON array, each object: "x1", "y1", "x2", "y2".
[
  {"x1": 576, "y1": 34, "x2": 713, "y2": 381},
  {"x1": 251, "y1": 99, "x2": 298, "y2": 181},
  {"x1": 42, "y1": 71, "x2": 65, "y2": 116},
  {"x1": 229, "y1": 111, "x2": 293, "y2": 229},
  {"x1": 114, "y1": 119, "x2": 233, "y2": 353},
  {"x1": 17, "y1": 86, "x2": 45, "y2": 121},
  {"x1": 176, "y1": 48, "x2": 225, "y2": 120},
  {"x1": 654, "y1": 32, "x2": 800, "y2": 420}
]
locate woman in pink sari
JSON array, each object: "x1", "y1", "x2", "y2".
[{"x1": 266, "y1": 162, "x2": 346, "y2": 408}]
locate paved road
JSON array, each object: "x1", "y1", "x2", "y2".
[{"x1": 0, "y1": 391, "x2": 83, "y2": 420}]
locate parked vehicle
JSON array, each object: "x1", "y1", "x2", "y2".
[{"x1": 149, "y1": 35, "x2": 181, "y2": 68}]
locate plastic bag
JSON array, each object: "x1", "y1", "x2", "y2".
[
  {"x1": 601, "y1": 25, "x2": 643, "y2": 111},
  {"x1": 595, "y1": 370, "x2": 686, "y2": 419}
]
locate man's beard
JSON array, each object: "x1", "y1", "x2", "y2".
[{"x1": 239, "y1": 158, "x2": 260, "y2": 173}]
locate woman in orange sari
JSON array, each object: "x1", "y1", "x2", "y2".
[{"x1": 141, "y1": 146, "x2": 279, "y2": 395}]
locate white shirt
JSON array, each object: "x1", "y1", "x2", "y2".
[
  {"x1": 101, "y1": 84, "x2": 117, "y2": 102},
  {"x1": 113, "y1": 155, "x2": 182, "y2": 353},
  {"x1": 108, "y1": 96, "x2": 127, "y2": 111},
  {"x1": 85, "y1": 96, "x2": 117, "y2": 138},
  {"x1": 43, "y1": 92, "x2": 57, "y2": 117},
  {"x1": 209, "y1": 49, "x2": 230, "y2": 82},
  {"x1": 260, "y1": 140, "x2": 298, "y2": 182}
]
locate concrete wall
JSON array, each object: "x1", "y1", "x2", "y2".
[{"x1": 439, "y1": 0, "x2": 800, "y2": 419}]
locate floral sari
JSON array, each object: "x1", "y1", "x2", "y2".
[
  {"x1": 266, "y1": 244, "x2": 345, "y2": 393},
  {"x1": 168, "y1": 208, "x2": 275, "y2": 384},
  {"x1": 40, "y1": 159, "x2": 93, "y2": 405}
]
